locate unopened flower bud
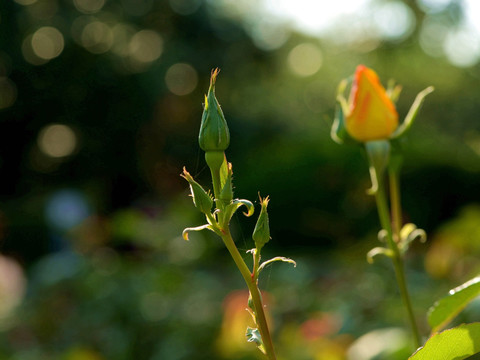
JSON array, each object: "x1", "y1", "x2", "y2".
[
  {"x1": 346, "y1": 65, "x2": 398, "y2": 142},
  {"x1": 198, "y1": 68, "x2": 230, "y2": 152},
  {"x1": 253, "y1": 196, "x2": 271, "y2": 250},
  {"x1": 181, "y1": 167, "x2": 213, "y2": 214}
]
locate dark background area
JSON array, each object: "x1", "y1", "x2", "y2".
[{"x1": 0, "y1": 0, "x2": 480, "y2": 359}]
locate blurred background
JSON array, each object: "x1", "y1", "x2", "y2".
[{"x1": 1, "y1": 0, "x2": 480, "y2": 359}]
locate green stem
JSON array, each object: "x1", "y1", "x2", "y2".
[
  {"x1": 207, "y1": 155, "x2": 276, "y2": 359},
  {"x1": 374, "y1": 181, "x2": 421, "y2": 349},
  {"x1": 209, "y1": 166, "x2": 222, "y2": 208},
  {"x1": 221, "y1": 229, "x2": 277, "y2": 360},
  {"x1": 389, "y1": 169, "x2": 402, "y2": 242}
]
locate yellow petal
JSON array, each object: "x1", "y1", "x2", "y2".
[{"x1": 346, "y1": 65, "x2": 398, "y2": 142}]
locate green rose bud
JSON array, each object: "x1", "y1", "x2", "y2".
[
  {"x1": 198, "y1": 68, "x2": 230, "y2": 152},
  {"x1": 253, "y1": 196, "x2": 271, "y2": 250},
  {"x1": 181, "y1": 167, "x2": 213, "y2": 214}
]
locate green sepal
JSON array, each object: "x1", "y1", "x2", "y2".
[
  {"x1": 198, "y1": 68, "x2": 230, "y2": 152},
  {"x1": 391, "y1": 86, "x2": 434, "y2": 139},
  {"x1": 219, "y1": 155, "x2": 229, "y2": 189},
  {"x1": 331, "y1": 101, "x2": 357, "y2": 146},
  {"x1": 386, "y1": 79, "x2": 402, "y2": 104},
  {"x1": 219, "y1": 162, "x2": 233, "y2": 203},
  {"x1": 258, "y1": 256, "x2": 296, "y2": 274},
  {"x1": 246, "y1": 327, "x2": 265, "y2": 354},
  {"x1": 365, "y1": 140, "x2": 391, "y2": 195},
  {"x1": 252, "y1": 196, "x2": 271, "y2": 250},
  {"x1": 366, "y1": 247, "x2": 395, "y2": 264},
  {"x1": 181, "y1": 167, "x2": 213, "y2": 214}
]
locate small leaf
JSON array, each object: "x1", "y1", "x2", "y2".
[
  {"x1": 221, "y1": 199, "x2": 255, "y2": 226},
  {"x1": 409, "y1": 323, "x2": 480, "y2": 360},
  {"x1": 182, "y1": 224, "x2": 215, "y2": 241},
  {"x1": 366, "y1": 247, "x2": 394, "y2": 264},
  {"x1": 428, "y1": 277, "x2": 480, "y2": 333},
  {"x1": 258, "y1": 256, "x2": 296, "y2": 274},
  {"x1": 246, "y1": 327, "x2": 265, "y2": 353},
  {"x1": 398, "y1": 223, "x2": 427, "y2": 255}
]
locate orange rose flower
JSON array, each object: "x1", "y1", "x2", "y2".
[{"x1": 345, "y1": 65, "x2": 399, "y2": 142}]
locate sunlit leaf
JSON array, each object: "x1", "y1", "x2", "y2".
[
  {"x1": 222, "y1": 199, "x2": 255, "y2": 226},
  {"x1": 428, "y1": 277, "x2": 480, "y2": 333},
  {"x1": 409, "y1": 323, "x2": 480, "y2": 360},
  {"x1": 366, "y1": 247, "x2": 394, "y2": 264},
  {"x1": 258, "y1": 256, "x2": 296, "y2": 274},
  {"x1": 182, "y1": 224, "x2": 214, "y2": 240}
]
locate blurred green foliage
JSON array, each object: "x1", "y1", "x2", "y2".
[{"x1": 1, "y1": 0, "x2": 480, "y2": 358}]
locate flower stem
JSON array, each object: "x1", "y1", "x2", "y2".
[
  {"x1": 389, "y1": 169, "x2": 402, "y2": 242},
  {"x1": 374, "y1": 181, "x2": 421, "y2": 349},
  {"x1": 221, "y1": 229, "x2": 277, "y2": 360},
  {"x1": 207, "y1": 158, "x2": 276, "y2": 360}
]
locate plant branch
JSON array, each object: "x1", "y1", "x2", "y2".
[{"x1": 374, "y1": 180, "x2": 421, "y2": 349}]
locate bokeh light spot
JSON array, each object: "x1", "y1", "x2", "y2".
[
  {"x1": 417, "y1": 0, "x2": 451, "y2": 13},
  {"x1": 164, "y1": 63, "x2": 198, "y2": 96},
  {"x1": 287, "y1": 43, "x2": 323, "y2": 77},
  {"x1": 0, "y1": 78, "x2": 18, "y2": 109},
  {"x1": 248, "y1": 19, "x2": 289, "y2": 51},
  {"x1": 374, "y1": 1, "x2": 415, "y2": 40},
  {"x1": 38, "y1": 124, "x2": 77, "y2": 158},
  {"x1": 128, "y1": 30, "x2": 163, "y2": 64},
  {"x1": 444, "y1": 26, "x2": 480, "y2": 67},
  {"x1": 111, "y1": 23, "x2": 135, "y2": 57},
  {"x1": 0, "y1": 256, "x2": 26, "y2": 321},
  {"x1": 31, "y1": 26, "x2": 64, "y2": 60},
  {"x1": 419, "y1": 17, "x2": 449, "y2": 57},
  {"x1": 81, "y1": 21, "x2": 113, "y2": 54},
  {"x1": 168, "y1": 0, "x2": 201, "y2": 15},
  {"x1": 45, "y1": 189, "x2": 90, "y2": 231},
  {"x1": 22, "y1": 35, "x2": 47, "y2": 65},
  {"x1": 73, "y1": 0, "x2": 105, "y2": 14}
]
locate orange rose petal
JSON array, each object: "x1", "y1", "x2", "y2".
[{"x1": 346, "y1": 65, "x2": 398, "y2": 142}]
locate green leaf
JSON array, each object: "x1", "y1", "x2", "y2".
[
  {"x1": 246, "y1": 327, "x2": 265, "y2": 354},
  {"x1": 258, "y1": 256, "x2": 296, "y2": 274},
  {"x1": 428, "y1": 277, "x2": 480, "y2": 333},
  {"x1": 409, "y1": 323, "x2": 480, "y2": 360},
  {"x1": 182, "y1": 224, "x2": 215, "y2": 240},
  {"x1": 221, "y1": 199, "x2": 254, "y2": 226},
  {"x1": 366, "y1": 247, "x2": 394, "y2": 264}
]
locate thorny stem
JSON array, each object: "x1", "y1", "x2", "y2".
[
  {"x1": 220, "y1": 229, "x2": 277, "y2": 360},
  {"x1": 374, "y1": 180, "x2": 421, "y2": 349},
  {"x1": 208, "y1": 160, "x2": 276, "y2": 360}
]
